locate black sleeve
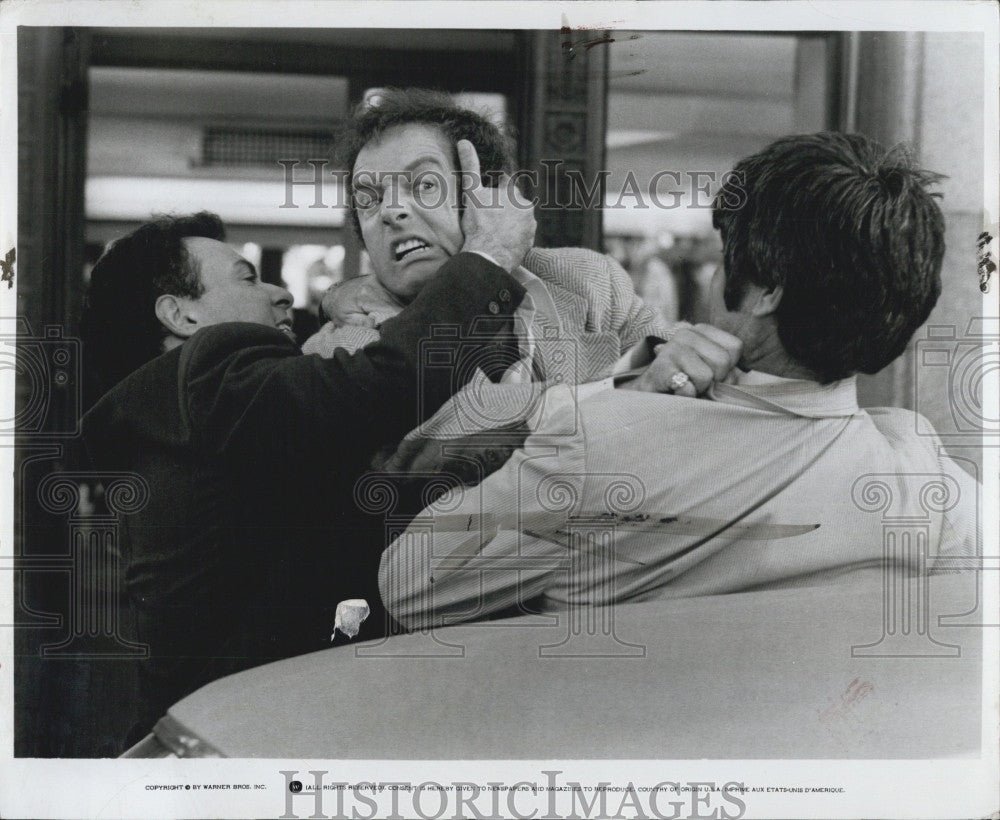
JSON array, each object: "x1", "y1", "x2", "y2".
[{"x1": 180, "y1": 252, "x2": 525, "y2": 474}]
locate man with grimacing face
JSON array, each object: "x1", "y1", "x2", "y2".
[
  {"x1": 311, "y1": 88, "x2": 660, "y2": 347},
  {"x1": 305, "y1": 88, "x2": 742, "y2": 480},
  {"x1": 78, "y1": 200, "x2": 534, "y2": 750},
  {"x1": 352, "y1": 121, "x2": 468, "y2": 303}
]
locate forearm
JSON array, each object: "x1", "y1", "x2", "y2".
[
  {"x1": 362, "y1": 252, "x2": 525, "y2": 430},
  {"x1": 379, "y1": 524, "x2": 557, "y2": 631},
  {"x1": 380, "y1": 431, "x2": 584, "y2": 630},
  {"x1": 607, "y1": 258, "x2": 671, "y2": 348},
  {"x1": 183, "y1": 253, "x2": 525, "y2": 473}
]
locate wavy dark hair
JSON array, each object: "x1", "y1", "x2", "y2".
[
  {"x1": 80, "y1": 212, "x2": 225, "y2": 404},
  {"x1": 338, "y1": 87, "x2": 516, "y2": 240},
  {"x1": 712, "y1": 132, "x2": 945, "y2": 383}
]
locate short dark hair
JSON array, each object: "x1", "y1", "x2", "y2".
[
  {"x1": 338, "y1": 87, "x2": 516, "y2": 240},
  {"x1": 712, "y1": 132, "x2": 945, "y2": 383},
  {"x1": 80, "y1": 211, "x2": 225, "y2": 402}
]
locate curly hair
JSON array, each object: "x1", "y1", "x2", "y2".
[
  {"x1": 80, "y1": 212, "x2": 226, "y2": 404},
  {"x1": 338, "y1": 87, "x2": 516, "y2": 240},
  {"x1": 712, "y1": 132, "x2": 945, "y2": 383}
]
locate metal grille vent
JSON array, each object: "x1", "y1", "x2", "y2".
[{"x1": 202, "y1": 126, "x2": 338, "y2": 168}]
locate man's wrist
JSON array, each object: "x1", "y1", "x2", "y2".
[
  {"x1": 465, "y1": 249, "x2": 502, "y2": 269},
  {"x1": 413, "y1": 253, "x2": 526, "y2": 314}
]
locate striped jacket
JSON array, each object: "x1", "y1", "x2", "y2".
[{"x1": 303, "y1": 246, "x2": 667, "y2": 385}]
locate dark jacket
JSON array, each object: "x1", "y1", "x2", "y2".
[{"x1": 81, "y1": 254, "x2": 524, "y2": 742}]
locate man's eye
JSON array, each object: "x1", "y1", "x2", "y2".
[
  {"x1": 419, "y1": 179, "x2": 437, "y2": 190},
  {"x1": 354, "y1": 190, "x2": 379, "y2": 210}
]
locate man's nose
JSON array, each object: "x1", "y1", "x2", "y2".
[
  {"x1": 268, "y1": 283, "x2": 294, "y2": 308},
  {"x1": 380, "y1": 187, "x2": 412, "y2": 225}
]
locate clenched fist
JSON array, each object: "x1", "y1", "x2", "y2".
[
  {"x1": 620, "y1": 324, "x2": 743, "y2": 397},
  {"x1": 321, "y1": 275, "x2": 404, "y2": 328}
]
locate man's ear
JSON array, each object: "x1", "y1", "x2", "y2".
[
  {"x1": 750, "y1": 284, "x2": 784, "y2": 318},
  {"x1": 154, "y1": 293, "x2": 199, "y2": 340}
]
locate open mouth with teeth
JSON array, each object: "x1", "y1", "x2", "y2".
[{"x1": 393, "y1": 238, "x2": 431, "y2": 262}]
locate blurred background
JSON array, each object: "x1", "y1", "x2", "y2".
[
  {"x1": 13, "y1": 27, "x2": 989, "y2": 756},
  {"x1": 82, "y1": 31, "x2": 827, "y2": 330},
  {"x1": 19, "y1": 28, "x2": 986, "y2": 405}
]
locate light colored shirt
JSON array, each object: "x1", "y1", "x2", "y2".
[{"x1": 379, "y1": 374, "x2": 979, "y2": 631}]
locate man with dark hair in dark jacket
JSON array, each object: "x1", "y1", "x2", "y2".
[{"x1": 80, "y1": 167, "x2": 535, "y2": 748}]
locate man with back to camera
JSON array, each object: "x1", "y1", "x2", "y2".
[
  {"x1": 379, "y1": 132, "x2": 980, "y2": 630},
  {"x1": 78, "y1": 170, "x2": 535, "y2": 747}
]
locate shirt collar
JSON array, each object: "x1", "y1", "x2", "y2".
[
  {"x1": 711, "y1": 372, "x2": 860, "y2": 418},
  {"x1": 731, "y1": 369, "x2": 795, "y2": 386}
]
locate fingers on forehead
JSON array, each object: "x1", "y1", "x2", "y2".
[{"x1": 457, "y1": 140, "x2": 482, "y2": 176}]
